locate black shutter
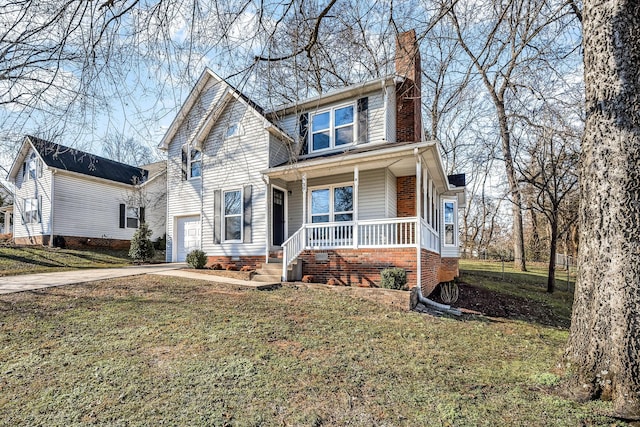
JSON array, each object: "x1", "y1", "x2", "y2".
[
  {"x1": 139, "y1": 207, "x2": 145, "y2": 225},
  {"x1": 119, "y1": 204, "x2": 126, "y2": 228},
  {"x1": 22, "y1": 162, "x2": 25, "y2": 178},
  {"x1": 299, "y1": 113, "x2": 308, "y2": 155},
  {"x1": 181, "y1": 145, "x2": 188, "y2": 180},
  {"x1": 38, "y1": 196, "x2": 42, "y2": 223},
  {"x1": 357, "y1": 97, "x2": 369, "y2": 144},
  {"x1": 213, "y1": 190, "x2": 221, "y2": 244},
  {"x1": 243, "y1": 185, "x2": 252, "y2": 243},
  {"x1": 21, "y1": 199, "x2": 25, "y2": 225}
]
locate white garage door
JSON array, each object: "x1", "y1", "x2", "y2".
[{"x1": 176, "y1": 216, "x2": 201, "y2": 262}]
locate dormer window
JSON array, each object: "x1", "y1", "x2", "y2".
[{"x1": 311, "y1": 104, "x2": 354, "y2": 152}]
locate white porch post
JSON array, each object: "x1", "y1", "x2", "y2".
[
  {"x1": 264, "y1": 175, "x2": 270, "y2": 263},
  {"x1": 301, "y1": 173, "x2": 308, "y2": 248},
  {"x1": 415, "y1": 150, "x2": 423, "y2": 292},
  {"x1": 353, "y1": 165, "x2": 359, "y2": 248},
  {"x1": 3, "y1": 210, "x2": 9, "y2": 234}
]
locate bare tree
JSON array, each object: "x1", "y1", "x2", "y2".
[
  {"x1": 565, "y1": 0, "x2": 640, "y2": 419},
  {"x1": 103, "y1": 132, "x2": 158, "y2": 166}
]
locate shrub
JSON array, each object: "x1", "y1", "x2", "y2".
[
  {"x1": 186, "y1": 249, "x2": 207, "y2": 269},
  {"x1": 154, "y1": 233, "x2": 166, "y2": 251},
  {"x1": 129, "y1": 223, "x2": 155, "y2": 263},
  {"x1": 380, "y1": 267, "x2": 407, "y2": 290}
]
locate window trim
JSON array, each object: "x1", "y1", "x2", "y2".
[
  {"x1": 182, "y1": 143, "x2": 202, "y2": 180},
  {"x1": 222, "y1": 188, "x2": 243, "y2": 242},
  {"x1": 443, "y1": 199, "x2": 457, "y2": 246},
  {"x1": 126, "y1": 206, "x2": 139, "y2": 229},
  {"x1": 308, "y1": 182, "x2": 354, "y2": 223},
  {"x1": 24, "y1": 197, "x2": 40, "y2": 224},
  {"x1": 309, "y1": 102, "x2": 356, "y2": 153}
]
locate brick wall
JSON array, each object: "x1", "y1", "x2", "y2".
[
  {"x1": 299, "y1": 248, "x2": 417, "y2": 288},
  {"x1": 397, "y1": 176, "x2": 416, "y2": 217},
  {"x1": 14, "y1": 235, "x2": 130, "y2": 249},
  {"x1": 439, "y1": 257, "x2": 459, "y2": 283},
  {"x1": 420, "y1": 249, "x2": 440, "y2": 295},
  {"x1": 206, "y1": 255, "x2": 264, "y2": 270},
  {"x1": 395, "y1": 30, "x2": 422, "y2": 143}
]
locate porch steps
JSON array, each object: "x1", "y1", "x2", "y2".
[{"x1": 252, "y1": 259, "x2": 301, "y2": 282}]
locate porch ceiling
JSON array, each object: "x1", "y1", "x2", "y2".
[{"x1": 264, "y1": 141, "x2": 437, "y2": 182}]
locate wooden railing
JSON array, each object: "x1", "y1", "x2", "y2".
[{"x1": 282, "y1": 217, "x2": 440, "y2": 280}]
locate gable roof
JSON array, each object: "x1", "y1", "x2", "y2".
[
  {"x1": 8, "y1": 136, "x2": 148, "y2": 185},
  {"x1": 158, "y1": 68, "x2": 292, "y2": 150}
]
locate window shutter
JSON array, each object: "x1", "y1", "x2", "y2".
[
  {"x1": 21, "y1": 199, "x2": 26, "y2": 225},
  {"x1": 181, "y1": 145, "x2": 188, "y2": 180},
  {"x1": 22, "y1": 162, "x2": 26, "y2": 178},
  {"x1": 213, "y1": 190, "x2": 221, "y2": 244},
  {"x1": 37, "y1": 159, "x2": 43, "y2": 178},
  {"x1": 243, "y1": 185, "x2": 252, "y2": 243},
  {"x1": 357, "y1": 97, "x2": 369, "y2": 144},
  {"x1": 119, "y1": 204, "x2": 126, "y2": 228},
  {"x1": 139, "y1": 207, "x2": 145, "y2": 225},
  {"x1": 299, "y1": 113, "x2": 308, "y2": 155},
  {"x1": 38, "y1": 196, "x2": 42, "y2": 223}
]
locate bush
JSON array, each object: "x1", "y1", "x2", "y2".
[
  {"x1": 129, "y1": 223, "x2": 155, "y2": 263},
  {"x1": 380, "y1": 267, "x2": 407, "y2": 290},
  {"x1": 154, "y1": 233, "x2": 166, "y2": 251},
  {"x1": 186, "y1": 249, "x2": 207, "y2": 269}
]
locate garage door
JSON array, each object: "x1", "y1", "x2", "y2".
[{"x1": 176, "y1": 216, "x2": 201, "y2": 262}]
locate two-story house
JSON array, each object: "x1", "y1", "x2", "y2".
[
  {"x1": 160, "y1": 30, "x2": 465, "y2": 296},
  {"x1": 7, "y1": 136, "x2": 166, "y2": 249}
]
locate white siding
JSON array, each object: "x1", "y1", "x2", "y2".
[
  {"x1": 385, "y1": 84, "x2": 396, "y2": 142},
  {"x1": 269, "y1": 134, "x2": 291, "y2": 167},
  {"x1": 287, "y1": 181, "x2": 303, "y2": 237},
  {"x1": 52, "y1": 173, "x2": 162, "y2": 240},
  {"x1": 140, "y1": 173, "x2": 167, "y2": 241},
  {"x1": 200, "y1": 100, "x2": 269, "y2": 257},
  {"x1": 385, "y1": 169, "x2": 397, "y2": 218},
  {"x1": 358, "y1": 169, "x2": 387, "y2": 220},
  {"x1": 13, "y1": 153, "x2": 52, "y2": 240}
]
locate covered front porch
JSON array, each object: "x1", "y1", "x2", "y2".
[{"x1": 263, "y1": 141, "x2": 458, "y2": 291}]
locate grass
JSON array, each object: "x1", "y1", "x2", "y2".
[
  {"x1": 0, "y1": 272, "x2": 626, "y2": 426},
  {"x1": 0, "y1": 246, "x2": 162, "y2": 276}
]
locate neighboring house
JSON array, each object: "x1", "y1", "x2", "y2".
[
  {"x1": 6, "y1": 136, "x2": 166, "y2": 248},
  {"x1": 160, "y1": 30, "x2": 465, "y2": 296},
  {"x1": 0, "y1": 181, "x2": 12, "y2": 235}
]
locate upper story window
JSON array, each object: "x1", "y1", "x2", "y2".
[
  {"x1": 226, "y1": 123, "x2": 243, "y2": 138},
  {"x1": 443, "y1": 201, "x2": 456, "y2": 245},
  {"x1": 23, "y1": 152, "x2": 42, "y2": 181},
  {"x1": 311, "y1": 104, "x2": 354, "y2": 152},
  {"x1": 182, "y1": 144, "x2": 202, "y2": 180}
]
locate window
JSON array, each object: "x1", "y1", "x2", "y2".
[
  {"x1": 310, "y1": 104, "x2": 354, "y2": 152},
  {"x1": 226, "y1": 123, "x2": 243, "y2": 138},
  {"x1": 310, "y1": 184, "x2": 353, "y2": 223},
  {"x1": 190, "y1": 147, "x2": 202, "y2": 178},
  {"x1": 24, "y1": 198, "x2": 39, "y2": 224},
  {"x1": 24, "y1": 152, "x2": 41, "y2": 181},
  {"x1": 224, "y1": 189, "x2": 242, "y2": 241},
  {"x1": 444, "y1": 201, "x2": 456, "y2": 245},
  {"x1": 127, "y1": 207, "x2": 139, "y2": 228}
]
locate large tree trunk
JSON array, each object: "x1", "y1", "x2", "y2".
[{"x1": 565, "y1": 0, "x2": 640, "y2": 419}]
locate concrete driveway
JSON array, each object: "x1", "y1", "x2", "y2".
[{"x1": 0, "y1": 263, "x2": 184, "y2": 294}]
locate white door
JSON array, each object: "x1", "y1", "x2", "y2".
[{"x1": 176, "y1": 216, "x2": 201, "y2": 262}]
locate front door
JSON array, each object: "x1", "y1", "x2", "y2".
[
  {"x1": 176, "y1": 216, "x2": 201, "y2": 262},
  {"x1": 272, "y1": 188, "x2": 286, "y2": 246}
]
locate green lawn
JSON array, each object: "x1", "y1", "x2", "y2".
[
  {"x1": 0, "y1": 246, "x2": 138, "y2": 276},
  {"x1": 0, "y1": 271, "x2": 624, "y2": 426}
]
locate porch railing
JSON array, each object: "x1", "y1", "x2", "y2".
[{"x1": 282, "y1": 217, "x2": 439, "y2": 280}]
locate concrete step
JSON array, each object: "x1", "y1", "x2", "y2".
[{"x1": 259, "y1": 262, "x2": 284, "y2": 274}]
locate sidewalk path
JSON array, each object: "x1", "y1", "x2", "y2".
[{"x1": 0, "y1": 263, "x2": 183, "y2": 294}]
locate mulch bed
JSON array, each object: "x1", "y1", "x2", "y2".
[{"x1": 430, "y1": 282, "x2": 569, "y2": 328}]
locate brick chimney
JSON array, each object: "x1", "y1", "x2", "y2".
[{"x1": 395, "y1": 30, "x2": 422, "y2": 143}]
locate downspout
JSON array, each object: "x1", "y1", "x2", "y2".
[
  {"x1": 413, "y1": 148, "x2": 461, "y2": 316},
  {"x1": 49, "y1": 169, "x2": 55, "y2": 247}
]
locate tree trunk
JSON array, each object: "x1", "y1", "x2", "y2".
[
  {"x1": 565, "y1": 0, "x2": 640, "y2": 419},
  {"x1": 547, "y1": 217, "x2": 557, "y2": 294}
]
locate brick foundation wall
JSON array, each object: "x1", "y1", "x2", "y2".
[
  {"x1": 397, "y1": 176, "x2": 416, "y2": 217},
  {"x1": 438, "y1": 257, "x2": 459, "y2": 283},
  {"x1": 14, "y1": 235, "x2": 131, "y2": 249},
  {"x1": 299, "y1": 248, "x2": 417, "y2": 288},
  {"x1": 205, "y1": 256, "x2": 264, "y2": 270}
]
